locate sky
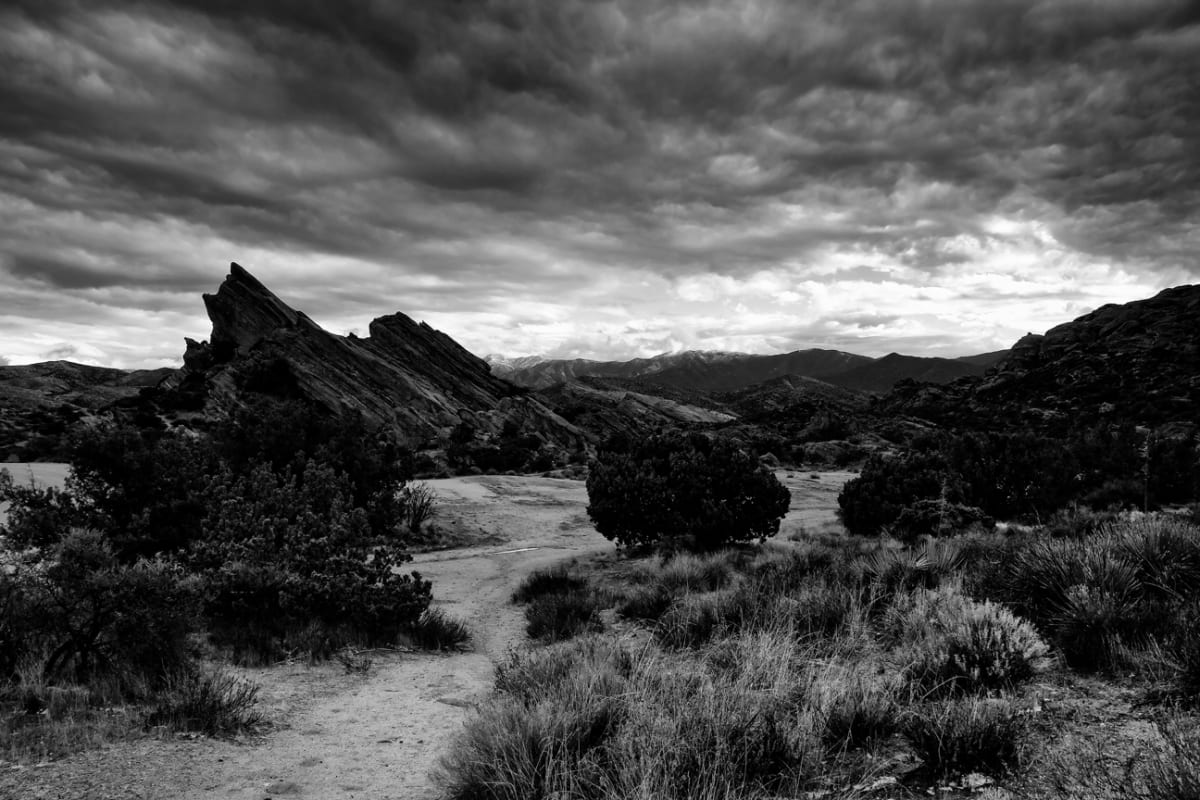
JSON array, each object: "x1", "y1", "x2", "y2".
[{"x1": 2, "y1": 0, "x2": 1198, "y2": 369}]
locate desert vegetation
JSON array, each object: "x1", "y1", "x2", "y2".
[
  {"x1": 438, "y1": 424, "x2": 1200, "y2": 800},
  {"x1": 0, "y1": 398, "x2": 466, "y2": 762},
  {"x1": 445, "y1": 515, "x2": 1200, "y2": 799}
]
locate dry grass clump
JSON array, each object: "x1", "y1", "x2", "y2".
[
  {"x1": 405, "y1": 607, "x2": 472, "y2": 651},
  {"x1": 524, "y1": 589, "x2": 605, "y2": 642},
  {"x1": 144, "y1": 667, "x2": 262, "y2": 737},
  {"x1": 901, "y1": 696, "x2": 1028, "y2": 779},
  {"x1": 512, "y1": 565, "x2": 589, "y2": 603}
]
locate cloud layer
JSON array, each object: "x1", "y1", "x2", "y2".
[{"x1": 2, "y1": 0, "x2": 1197, "y2": 367}]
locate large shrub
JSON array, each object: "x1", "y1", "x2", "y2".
[
  {"x1": 838, "y1": 448, "x2": 955, "y2": 536},
  {"x1": 586, "y1": 431, "x2": 790, "y2": 552},
  {"x1": 192, "y1": 459, "x2": 431, "y2": 657}
]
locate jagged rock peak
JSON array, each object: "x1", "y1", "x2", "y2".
[{"x1": 203, "y1": 262, "x2": 312, "y2": 355}]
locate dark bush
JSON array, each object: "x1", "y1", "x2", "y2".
[
  {"x1": 838, "y1": 450, "x2": 954, "y2": 536},
  {"x1": 891, "y1": 499, "x2": 994, "y2": 543},
  {"x1": 511, "y1": 565, "x2": 588, "y2": 603},
  {"x1": 16, "y1": 531, "x2": 200, "y2": 689},
  {"x1": 586, "y1": 431, "x2": 790, "y2": 552}
]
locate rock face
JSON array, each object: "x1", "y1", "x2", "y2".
[
  {"x1": 162, "y1": 264, "x2": 586, "y2": 451},
  {"x1": 880, "y1": 284, "x2": 1200, "y2": 432}
]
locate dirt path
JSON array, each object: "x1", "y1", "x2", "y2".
[{"x1": 3, "y1": 470, "x2": 850, "y2": 800}]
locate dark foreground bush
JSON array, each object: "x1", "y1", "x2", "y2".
[{"x1": 586, "y1": 431, "x2": 790, "y2": 552}]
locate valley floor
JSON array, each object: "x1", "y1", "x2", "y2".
[{"x1": 0, "y1": 469, "x2": 851, "y2": 799}]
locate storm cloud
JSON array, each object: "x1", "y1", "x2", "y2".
[{"x1": 2, "y1": 0, "x2": 1197, "y2": 366}]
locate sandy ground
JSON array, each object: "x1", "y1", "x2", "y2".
[{"x1": 1, "y1": 468, "x2": 850, "y2": 800}]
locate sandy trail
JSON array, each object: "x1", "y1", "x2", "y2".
[{"x1": 2, "y1": 470, "x2": 849, "y2": 800}]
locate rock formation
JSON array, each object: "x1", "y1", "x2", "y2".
[
  {"x1": 160, "y1": 263, "x2": 586, "y2": 453},
  {"x1": 879, "y1": 284, "x2": 1200, "y2": 433}
]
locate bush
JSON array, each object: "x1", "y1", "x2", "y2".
[
  {"x1": 838, "y1": 449, "x2": 953, "y2": 536},
  {"x1": 887, "y1": 584, "x2": 1049, "y2": 696},
  {"x1": 586, "y1": 431, "x2": 790, "y2": 552},
  {"x1": 398, "y1": 482, "x2": 437, "y2": 533},
  {"x1": 814, "y1": 670, "x2": 902, "y2": 750},
  {"x1": 511, "y1": 565, "x2": 588, "y2": 603},
  {"x1": 615, "y1": 584, "x2": 673, "y2": 621},
  {"x1": 525, "y1": 590, "x2": 604, "y2": 643},
  {"x1": 25, "y1": 531, "x2": 199, "y2": 689},
  {"x1": 193, "y1": 459, "x2": 431, "y2": 659},
  {"x1": 145, "y1": 668, "x2": 262, "y2": 736},
  {"x1": 406, "y1": 608, "x2": 471, "y2": 651},
  {"x1": 902, "y1": 697, "x2": 1027, "y2": 779},
  {"x1": 891, "y1": 499, "x2": 994, "y2": 543}
]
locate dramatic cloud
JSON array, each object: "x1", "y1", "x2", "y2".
[{"x1": 1, "y1": 0, "x2": 1197, "y2": 367}]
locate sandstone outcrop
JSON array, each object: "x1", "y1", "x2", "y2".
[{"x1": 160, "y1": 263, "x2": 586, "y2": 453}]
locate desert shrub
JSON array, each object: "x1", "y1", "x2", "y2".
[
  {"x1": 406, "y1": 608, "x2": 471, "y2": 651},
  {"x1": 862, "y1": 538, "x2": 962, "y2": 598},
  {"x1": 145, "y1": 667, "x2": 261, "y2": 736},
  {"x1": 23, "y1": 531, "x2": 199, "y2": 690},
  {"x1": 494, "y1": 636, "x2": 634, "y2": 704},
  {"x1": 440, "y1": 649, "x2": 629, "y2": 800},
  {"x1": 586, "y1": 431, "x2": 790, "y2": 552},
  {"x1": 777, "y1": 577, "x2": 862, "y2": 639},
  {"x1": 887, "y1": 584, "x2": 1049, "y2": 696},
  {"x1": 1165, "y1": 601, "x2": 1200, "y2": 703},
  {"x1": 0, "y1": 471, "x2": 81, "y2": 551},
  {"x1": 891, "y1": 499, "x2": 994, "y2": 543},
  {"x1": 607, "y1": 635, "x2": 817, "y2": 799},
  {"x1": 838, "y1": 449, "x2": 954, "y2": 536},
  {"x1": 902, "y1": 697, "x2": 1027, "y2": 779},
  {"x1": 65, "y1": 424, "x2": 220, "y2": 560},
  {"x1": 986, "y1": 517, "x2": 1200, "y2": 672},
  {"x1": 615, "y1": 584, "x2": 673, "y2": 621},
  {"x1": 812, "y1": 669, "x2": 902, "y2": 751},
  {"x1": 511, "y1": 565, "x2": 587, "y2": 603},
  {"x1": 654, "y1": 590, "x2": 755, "y2": 649},
  {"x1": 648, "y1": 550, "x2": 740, "y2": 593},
  {"x1": 525, "y1": 589, "x2": 604, "y2": 643},
  {"x1": 193, "y1": 459, "x2": 431, "y2": 658}
]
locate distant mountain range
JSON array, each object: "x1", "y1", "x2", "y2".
[{"x1": 487, "y1": 346, "x2": 1007, "y2": 394}]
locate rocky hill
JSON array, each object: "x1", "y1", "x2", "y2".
[
  {"x1": 0, "y1": 361, "x2": 173, "y2": 460},
  {"x1": 491, "y1": 349, "x2": 873, "y2": 391},
  {"x1": 535, "y1": 377, "x2": 736, "y2": 442},
  {"x1": 493, "y1": 347, "x2": 998, "y2": 394},
  {"x1": 824, "y1": 353, "x2": 985, "y2": 393},
  {"x1": 151, "y1": 263, "x2": 586, "y2": 456},
  {"x1": 879, "y1": 284, "x2": 1200, "y2": 433}
]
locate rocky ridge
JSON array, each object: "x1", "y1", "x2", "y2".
[
  {"x1": 879, "y1": 284, "x2": 1200, "y2": 433},
  {"x1": 159, "y1": 263, "x2": 586, "y2": 453}
]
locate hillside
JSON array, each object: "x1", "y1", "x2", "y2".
[
  {"x1": 493, "y1": 347, "x2": 997, "y2": 394},
  {"x1": 0, "y1": 361, "x2": 173, "y2": 460},
  {"x1": 879, "y1": 284, "x2": 1200, "y2": 433}
]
